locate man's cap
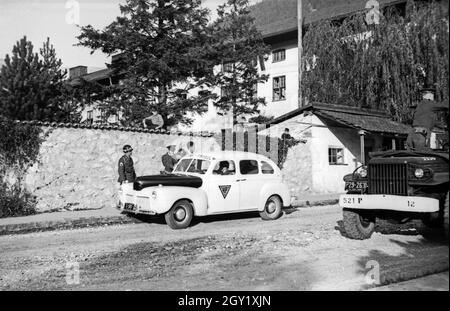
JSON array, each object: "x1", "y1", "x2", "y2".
[
  {"x1": 123, "y1": 145, "x2": 133, "y2": 153},
  {"x1": 166, "y1": 144, "x2": 176, "y2": 149}
]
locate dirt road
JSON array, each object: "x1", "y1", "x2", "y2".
[{"x1": 0, "y1": 205, "x2": 448, "y2": 290}]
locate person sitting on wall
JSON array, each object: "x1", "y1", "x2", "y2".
[
  {"x1": 162, "y1": 145, "x2": 178, "y2": 174},
  {"x1": 143, "y1": 111, "x2": 164, "y2": 130}
]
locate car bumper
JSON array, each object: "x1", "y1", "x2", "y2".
[
  {"x1": 118, "y1": 188, "x2": 160, "y2": 215},
  {"x1": 339, "y1": 194, "x2": 439, "y2": 213}
]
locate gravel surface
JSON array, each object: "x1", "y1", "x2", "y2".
[{"x1": 0, "y1": 205, "x2": 448, "y2": 290}]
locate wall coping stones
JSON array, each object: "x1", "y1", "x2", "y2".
[{"x1": 14, "y1": 120, "x2": 216, "y2": 137}]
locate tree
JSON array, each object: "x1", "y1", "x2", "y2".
[
  {"x1": 208, "y1": 0, "x2": 270, "y2": 125},
  {"x1": 76, "y1": 0, "x2": 215, "y2": 128},
  {"x1": 0, "y1": 37, "x2": 74, "y2": 122},
  {"x1": 302, "y1": 1, "x2": 448, "y2": 123}
]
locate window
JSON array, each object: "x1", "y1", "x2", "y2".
[
  {"x1": 272, "y1": 49, "x2": 286, "y2": 62},
  {"x1": 273, "y1": 76, "x2": 286, "y2": 101},
  {"x1": 222, "y1": 62, "x2": 233, "y2": 72},
  {"x1": 213, "y1": 160, "x2": 236, "y2": 175},
  {"x1": 187, "y1": 159, "x2": 210, "y2": 174},
  {"x1": 174, "y1": 158, "x2": 193, "y2": 173},
  {"x1": 328, "y1": 147, "x2": 345, "y2": 165},
  {"x1": 198, "y1": 90, "x2": 209, "y2": 97},
  {"x1": 221, "y1": 86, "x2": 232, "y2": 98},
  {"x1": 87, "y1": 110, "x2": 93, "y2": 120},
  {"x1": 240, "y1": 160, "x2": 259, "y2": 175},
  {"x1": 261, "y1": 161, "x2": 275, "y2": 174}
]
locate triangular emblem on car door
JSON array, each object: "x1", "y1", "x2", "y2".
[{"x1": 218, "y1": 185, "x2": 231, "y2": 199}]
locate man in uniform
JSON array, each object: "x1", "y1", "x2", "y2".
[
  {"x1": 406, "y1": 86, "x2": 449, "y2": 151},
  {"x1": 118, "y1": 144, "x2": 136, "y2": 185},
  {"x1": 162, "y1": 144, "x2": 178, "y2": 174}
]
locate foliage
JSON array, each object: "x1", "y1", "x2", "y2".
[
  {"x1": 207, "y1": 0, "x2": 270, "y2": 124},
  {"x1": 0, "y1": 182, "x2": 36, "y2": 218},
  {"x1": 76, "y1": 0, "x2": 215, "y2": 127},
  {"x1": 0, "y1": 37, "x2": 78, "y2": 122},
  {"x1": 0, "y1": 116, "x2": 43, "y2": 169},
  {"x1": 0, "y1": 116, "x2": 42, "y2": 217},
  {"x1": 302, "y1": 1, "x2": 449, "y2": 123}
]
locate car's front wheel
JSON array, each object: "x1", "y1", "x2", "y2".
[
  {"x1": 260, "y1": 195, "x2": 283, "y2": 220},
  {"x1": 342, "y1": 208, "x2": 376, "y2": 240},
  {"x1": 165, "y1": 200, "x2": 194, "y2": 230}
]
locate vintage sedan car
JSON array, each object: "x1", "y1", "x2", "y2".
[{"x1": 117, "y1": 151, "x2": 292, "y2": 229}]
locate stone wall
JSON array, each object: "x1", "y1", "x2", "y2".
[
  {"x1": 22, "y1": 126, "x2": 220, "y2": 212},
  {"x1": 2, "y1": 124, "x2": 307, "y2": 213}
]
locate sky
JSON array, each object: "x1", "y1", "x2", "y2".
[{"x1": 0, "y1": 0, "x2": 236, "y2": 71}]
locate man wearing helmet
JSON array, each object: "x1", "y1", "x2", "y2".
[{"x1": 118, "y1": 144, "x2": 137, "y2": 185}]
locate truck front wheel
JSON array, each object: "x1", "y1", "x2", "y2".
[{"x1": 342, "y1": 209, "x2": 376, "y2": 240}]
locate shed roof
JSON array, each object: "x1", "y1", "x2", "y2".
[{"x1": 268, "y1": 102, "x2": 411, "y2": 136}]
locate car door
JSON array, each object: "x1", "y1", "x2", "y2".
[
  {"x1": 205, "y1": 160, "x2": 240, "y2": 214},
  {"x1": 238, "y1": 159, "x2": 266, "y2": 210}
]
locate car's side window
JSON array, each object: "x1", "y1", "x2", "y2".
[
  {"x1": 261, "y1": 161, "x2": 275, "y2": 174},
  {"x1": 239, "y1": 160, "x2": 259, "y2": 175},
  {"x1": 213, "y1": 160, "x2": 236, "y2": 175}
]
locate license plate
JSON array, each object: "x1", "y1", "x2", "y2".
[{"x1": 345, "y1": 181, "x2": 368, "y2": 191}]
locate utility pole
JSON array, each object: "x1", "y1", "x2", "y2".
[{"x1": 297, "y1": 0, "x2": 303, "y2": 108}]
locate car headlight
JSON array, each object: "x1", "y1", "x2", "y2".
[
  {"x1": 414, "y1": 168, "x2": 424, "y2": 178},
  {"x1": 151, "y1": 191, "x2": 157, "y2": 199}
]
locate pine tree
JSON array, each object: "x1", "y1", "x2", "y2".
[
  {"x1": 76, "y1": 0, "x2": 214, "y2": 127},
  {"x1": 208, "y1": 0, "x2": 270, "y2": 124},
  {"x1": 0, "y1": 36, "x2": 71, "y2": 122}
]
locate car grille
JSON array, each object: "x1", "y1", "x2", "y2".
[{"x1": 368, "y1": 163, "x2": 408, "y2": 195}]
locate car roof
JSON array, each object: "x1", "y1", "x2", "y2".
[{"x1": 189, "y1": 151, "x2": 274, "y2": 162}]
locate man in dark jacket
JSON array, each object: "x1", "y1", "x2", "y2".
[
  {"x1": 162, "y1": 145, "x2": 178, "y2": 174},
  {"x1": 406, "y1": 87, "x2": 449, "y2": 151},
  {"x1": 118, "y1": 145, "x2": 136, "y2": 184}
]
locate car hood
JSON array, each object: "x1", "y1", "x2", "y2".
[{"x1": 133, "y1": 174, "x2": 203, "y2": 191}]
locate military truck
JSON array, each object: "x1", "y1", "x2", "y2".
[{"x1": 339, "y1": 97, "x2": 448, "y2": 240}]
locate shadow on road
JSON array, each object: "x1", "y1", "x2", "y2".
[
  {"x1": 126, "y1": 210, "x2": 288, "y2": 228},
  {"x1": 335, "y1": 219, "x2": 448, "y2": 240},
  {"x1": 355, "y1": 238, "x2": 449, "y2": 290}
]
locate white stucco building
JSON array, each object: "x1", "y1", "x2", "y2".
[{"x1": 261, "y1": 103, "x2": 411, "y2": 194}]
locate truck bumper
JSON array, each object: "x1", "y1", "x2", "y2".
[{"x1": 339, "y1": 194, "x2": 439, "y2": 213}]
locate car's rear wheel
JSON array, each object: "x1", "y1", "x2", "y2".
[
  {"x1": 342, "y1": 208, "x2": 376, "y2": 240},
  {"x1": 260, "y1": 195, "x2": 282, "y2": 221},
  {"x1": 165, "y1": 200, "x2": 193, "y2": 230}
]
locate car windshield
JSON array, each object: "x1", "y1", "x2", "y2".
[
  {"x1": 174, "y1": 158, "x2": 211, "y2": 175},
  {"x1": 174, "y1": 158, "x2": 193, "y2": 173},
  {"x1": 186, "y1": 159, "x2": 211, "y2": 175}
]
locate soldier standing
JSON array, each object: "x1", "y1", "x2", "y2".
[{"x1": 118, "y1": 144, "x2": 136, "y2": 185}]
